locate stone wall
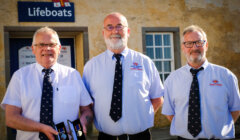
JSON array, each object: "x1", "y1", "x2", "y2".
[{"x1": 0, "y1": 0, "x2": 240, "y2": 139}]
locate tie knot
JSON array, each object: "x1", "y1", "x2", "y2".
[
  {"x1": 114, "y1": 54, "x2": 122, "y2": 61},
  {"x1": 42, "y1": 69, "x2": 53, "y2": 75},
  {"x1": 190, "y1": 67, "x2": 203, "y2": 76}
]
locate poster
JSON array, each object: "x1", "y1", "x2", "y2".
[{"x1": 18, "y1": 45, "x2": 72, "y2": 68}]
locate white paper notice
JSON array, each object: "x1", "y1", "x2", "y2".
[{"x1": 18, "y1": 45, "x2": 72, "y2": 68}]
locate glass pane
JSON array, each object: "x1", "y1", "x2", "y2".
[
  {"x1": 164, "y1": 48, "x2": 171, "y2": 58},
  {"x1": 164, "y1": 61, "x2": 171, "y2": 72},
  {"x1": 163, "y1": 34, "x2": 170, "y2": 46},
  {"x1": 164, "y1": 73, "x2": 170, "y2": 80},
  {"x1": 155, "y1": 48, "x2": 163, "y2": 59},
  {"x1": 146, "y1": 48, "x2": 154, "y2": 59},
  {"x1": 155, "y1": 34, "x2": 162, "y2": 46},
  {"x1": 146, "y1": 35, "x2": 153, "y2": 46},
  {"x1": 155, "y1": 61, "x2": 162, "y2": 72}
]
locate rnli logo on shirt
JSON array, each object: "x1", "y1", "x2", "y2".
[
  {"x1": 130, "y1": 62, "x2": 142, "y2": 70},
  {"x1": 209, "y1": 80, "x2": 222, "y2": 86}
]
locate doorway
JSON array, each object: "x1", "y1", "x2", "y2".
[{"x1": 9, "y1": 38, "x2": 75, "y2": 76}]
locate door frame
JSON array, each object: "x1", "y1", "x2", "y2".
[{"x1": 4, "y1": 26, "x2": 89, "y2": 85}]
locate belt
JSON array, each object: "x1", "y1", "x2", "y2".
[
  {"x1": 98, "y1": 129, "x2": 150, "y2": 140},
  {"x1": 178, "y1": 136, "x2": 220, "y2": 140}
]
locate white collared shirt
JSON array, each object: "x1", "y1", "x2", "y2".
[
  {"x1": 82, "y1": 47, "x2": 164, "y2": 135},
  {"x1": 1, "y1": 63, "x2": 93, "y2": 140},
  {"x1": 162, "y1": 60, "x2": 240, "y2": 139}
]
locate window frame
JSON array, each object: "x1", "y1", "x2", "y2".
[{"x1": 142, "y1": 27, "x2": 181, "y2": 81}]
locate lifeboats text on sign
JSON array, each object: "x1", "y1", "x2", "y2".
[{"x1": 18, "y1": 1, "x2": 75, "y2": 22}]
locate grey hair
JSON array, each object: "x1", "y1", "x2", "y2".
[
  {"x1": 32, "y1": 26, "x2": 61, "y2": 46},
  {"x1": 182, "y1": 25, "x2": 207, "y2": 42}
]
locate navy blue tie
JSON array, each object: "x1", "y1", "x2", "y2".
[
  {"x1": 110, "y1": 54, "x2": 122, "y2": 122},
  {"x1": 39, "y1": 69, "x2": 53, "y2": 140},
  {"x1": 188, "y1": 67, "x2": 203, "y2": 137}
]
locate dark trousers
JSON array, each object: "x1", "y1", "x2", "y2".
[
  {"x1": 178, "y1": 136, "x2": 221, "y2": 140},
  {"x1": 98, "y1": 129, "x2": 151, "y2": 140}
]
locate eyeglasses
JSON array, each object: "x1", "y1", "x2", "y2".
[
  {"x1": 104, "y1": 25, "x2": 127, "y2": 31},
  {"x1": 183, "y1": 40, "x2": 206, "y2": 48},
  {"x1": 34, "y1": 43, "x2": 58, "y2": 48}
]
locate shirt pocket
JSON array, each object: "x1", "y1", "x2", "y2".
[
  {"x1": 127, "y1": 70, "x2": 150, "y2": 94},
  {"x1": 205, "y1": 84, "x2": 228, "y2": 107},
  {"x1": 57, "y1": 86, "x2": 78, "y2": 104},
  {"x1": 128, "y1": 71, "x2": 144, "y2": 84}
]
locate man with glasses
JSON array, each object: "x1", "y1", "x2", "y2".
[
  {"x1": 1, "y1": 27, "x2": 93, "y2": 140},
  {"x1": 82, "y1": 12, "x2": 164, "y2": 140},
  {"x1": 162, "y1": 25, "x2": 240, "y2": 139}
]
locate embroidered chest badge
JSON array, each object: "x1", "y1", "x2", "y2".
[
  {"x1": 130, "y1": 62, "x2": 142, "y2": 70},
  {"x1": 209, "y1": 80, "x2": 222, "y2": 86}
]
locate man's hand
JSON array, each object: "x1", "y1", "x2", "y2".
[
  {"x1": 151, "y1": 97, "x2": 164, "y2": 113},
  {"x1": 39, "y1": 124, "x2": 58, "y2": 140},
  {"x1": 80, "y1": 104, "x2": 93, "y2": 134}
]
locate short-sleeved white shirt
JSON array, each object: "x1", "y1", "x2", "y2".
[
  {"x1": 1, "y1": 63, "x2": 93, "y2": 140},
  {"x1": 162, "y1": 60, "x2": 240, "y2": 139},
  {"x1": 83, "y1": 48, "x2": 164, "y2": 135}
]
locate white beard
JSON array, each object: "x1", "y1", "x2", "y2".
[
  {"x1": 188, "y1": 54, "x2": 202, "y2": 63},
  {"x1": 104, "y1": 34, "x2": 127, "y2": 50},
  {"x1": 186, "y1": 50, "x2": 205, "y2": 64}
]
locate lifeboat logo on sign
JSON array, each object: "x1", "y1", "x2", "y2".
[{"x1": 53, "y1": 0, "x2": 71, "y2": 7}]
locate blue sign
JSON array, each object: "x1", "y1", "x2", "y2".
[{"x1": 18, "y1": 1, "x2": 75, "y2": 22}]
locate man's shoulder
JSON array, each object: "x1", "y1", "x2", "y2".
[
  {"x1": 56, "y1": 63, "x2": 79, "y2": 74},
  {"x1": 127, "y1": 48, "x2": 153, "y2": 65},
  {"x1": 207, "y1": 62, "x2": 236, "y2": 76},
  {"x1": 84, "y1": 51, "x2": 107, "y2": 66},
  {"x1": 165, "y1": 66, "x2": 188, "y2": 81},
  {"x1": 57, "y1": 63, "x2": 75, "y2": 70},
  {"x1": 208, "y1": 62, "x2": 226, "y2": 69},
  {"x1": 92, "y1": 51, "x2": 107, "y2": 60},
  {"x1": 10, "y1": 63, "x2": 37, "y2": 80},
  {"x1": 171, "y1": 65, "x2": 187, "y2": 75},
  {"x1": 207, "y1": 62, "x2": 232, "y2": 73},
  {"x1": 128, "y1": 48, "x2": 150, "y2": 58},
  {"x1": 15, "y1": 63, "x2": 36, "y2": 73}
]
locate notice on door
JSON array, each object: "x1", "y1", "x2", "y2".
[
  {"x1": 57, "y1": 46, "x2": 72, "y2": 67},
  {"x1": 18, "y1": 46, "x2": 72, "y2": 68},
  {"x1": 18, "y1": 46, "x2": 35, "y2": 68}
]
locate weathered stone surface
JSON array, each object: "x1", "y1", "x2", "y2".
[{"x1": 0, "y1": 0, "x2": 239, "y2": 138}]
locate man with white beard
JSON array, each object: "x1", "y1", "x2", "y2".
[{"x1": 82, "y1": 12, "x2": 164, "y2": 140}]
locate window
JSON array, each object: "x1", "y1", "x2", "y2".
[
  {"x1": 142, "y1": 27, "x2": 181, "y2": 82},
  {"x1": 145, "y1": 33, "x2": 174, "y2": 81}
]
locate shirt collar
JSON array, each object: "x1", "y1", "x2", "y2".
[
  {"x1": 36, "y1": 62, "x2": 58, "y2": 74},
  {"x1": 106, "y1": 47, "x2": 129, "y2": 60},
  {"x1": 186, "y1": 59, "x2": 209, "y2": 72}
]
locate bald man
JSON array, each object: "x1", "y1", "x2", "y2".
[{"x1": 82, "y1": 12, "x2": 164, "y2": 140}]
